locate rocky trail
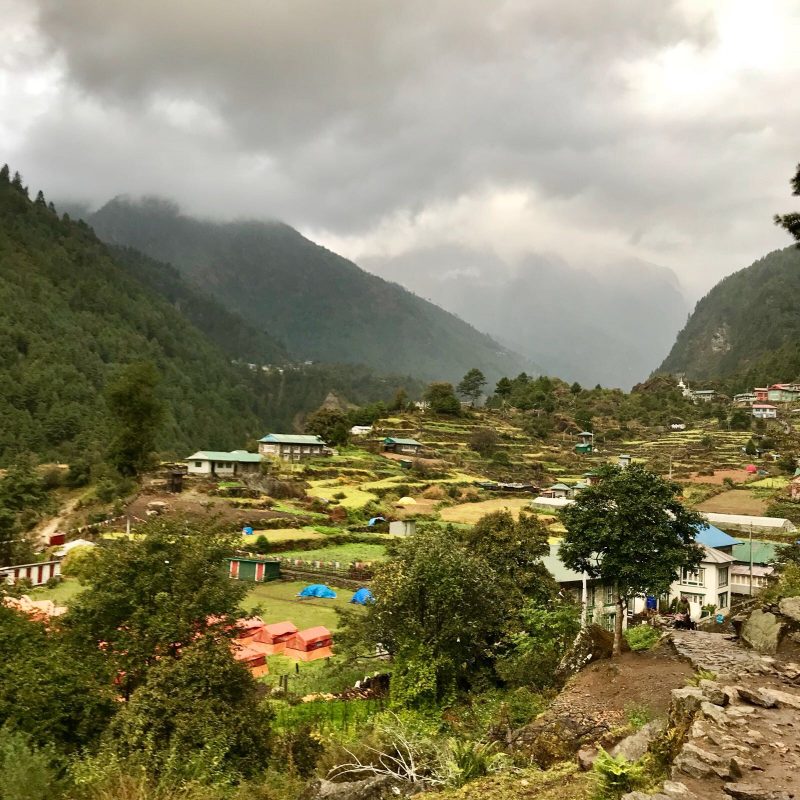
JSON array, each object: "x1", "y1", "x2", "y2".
[{"x1": 626, "y1": 630, "x2": 800, "y2": 800}]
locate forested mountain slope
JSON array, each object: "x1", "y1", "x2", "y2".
[
  {"x1": 85, "y1": 197, "x2": 537, "y2": 384},
  {"x1": 657, "y1": 247, "x2": 800, "y2": 383},
  {"x1": 0, "y1": 172, "x2": 420, "y2": 463}
]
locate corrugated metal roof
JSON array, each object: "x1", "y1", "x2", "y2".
[
  {"x1": 187, "y1": 450, "x2": 262, "y2": 463},
  {"x1": 694, "y1": 523, "x2": 740, "y2": 549},
  {"x1": 699, "y1": 544, "x2": 735, "y2": 564},
  {"x1": 384, "y1": 437, "x2": 422, "y2": 446},
  {"x1": 542, "y1": 542, "x2": 585, "y2": 583},
  {"x1": 732, "y1": 540, "x2": 778, "y2": 565},
  {"x1": 259, "y1": 434, "x2": 326, "y2": 445},
  {"x1": 703, "y1": 512, "x2": 795, "y2": 530}
]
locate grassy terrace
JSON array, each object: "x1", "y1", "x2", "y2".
[{"x1": 275, "y1": 542, "x2": 388, "y2": 563}]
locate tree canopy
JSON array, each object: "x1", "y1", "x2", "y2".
[
  {"x1": 560, "y1": 463, "x2": 704, "y2": 654},
  {"x1": 457, "y1": 368, "x2": 487, "y2": 405},
  {"x1": 774, "y1": 162, "x2": 800, "y2": 245}
]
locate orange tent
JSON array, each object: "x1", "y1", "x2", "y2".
[
  {"x1": 285, "y1": 626, "x2": 334, "y2": 662},
  {"x1": 252, "y1": 620, "x2": 298, "y2": 654}
]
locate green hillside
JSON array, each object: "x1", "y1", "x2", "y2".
[
  {"x1": 86, "y1": 197, "x2": 536, "y2": 384},
  {"x1": 0, "y1": 171, "x2": 421, "y2": 463},
  {"x1": 657, "y1": 247, "x2": 800, "y2": 386}
]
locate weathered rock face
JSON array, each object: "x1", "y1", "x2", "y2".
[
  {"x1": 308, "y1": 776, "x2": 411, "y2": 800},
  {"x1": 611, "y1": 719, "x2": 665, "y2": 762},
  {"x1": 777, "y1": 597, "x2": 800, "y2": 625},
  {"x1": 741, "y1": 610, "x2": 785, "y2": 655}
]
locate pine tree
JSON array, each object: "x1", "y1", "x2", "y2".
[{"x1": 774, "y1": 162, "x2": 800, "y2": 245}]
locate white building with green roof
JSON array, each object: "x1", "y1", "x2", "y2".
[
  {"x1": 186, "y1": 450, "x2": 262, "y2": 477},
  {"x1": 258, "y1": 433, "x2": 327, "y2": 462}
]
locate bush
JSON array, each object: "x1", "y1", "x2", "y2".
[
  {"x1": 623, "y1": 625, "x2": 661, "y2": 652},
  {"x1": 491, "y1": 451, "x2": 511, "y2": 466},
  {"x1": 592, "y1": 749, "x2": 648, "y2": 799}
]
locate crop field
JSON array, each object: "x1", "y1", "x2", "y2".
[
  {"x1": 439, "y1": 497, "x2": 534, "y2": 524},
  {"x1": 695, "y1": 489, "x2": 769, "y2": 515},
  {"x1": 306, "y1": 479, "x2": 378, "y2": 509},
  {"x1": 276, "y1": 542, "x2": 388, "y2": 563},
  {"x1": 243, "y1": 528, "x2": 323, "y2": 544},
  {"x1": 242, "y1": 579, "x2": 357, "y2": 630}
]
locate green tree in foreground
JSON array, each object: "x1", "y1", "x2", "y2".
[
  {"x1": 341, "y1": 526, "x2": 507, "y2": 706},
  {"x1": 560, "y1": 463, "x2": 704, "y2": 656},
  {"x1": 457, "y1": 368, "x2": 487, "y2": 406},
  {"x1": 65, "y1": 518, "x2": 245, "y2": 698},
  {"x1": 108, "y1": 635, "x2": 272, "y2": 782},
  {"x1": 106, "y1": 361, "x2": 164, "y2": 476},
  {"x1": 774, "y1": 161, "x2": 800, "y2": 245},
  {"x1": 424, "y1": 382, "x2": 461, "y2": 415}
]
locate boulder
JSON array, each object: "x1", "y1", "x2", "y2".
[
  {"x1": 777, "y1": 596, "x2": 800, "y2": 624},
  {"x1": 611, "y1": 719, "x2": 665, "y2": 762},
  {"x1": 699, "y1": 679, "x2": 728, "y2": 706},
  {"x1": 736, "y1": 687, "x2": 777, "y2": 709},
  {"x1": 309, "y1": 776, "x2": 410, "y2": 800},
  {"x1": 662, "y1": 780, "x2": 697, "y2": 798},
  {"x1": 763, "y1": 687, "x2": 800, "y2": 709},
  {"x1": 670, "y1": 687, "x2": 706, "y2": 721},
  {"x1": 723, "y1": 782, "x2": 792, "y2": 800},
  {"x1": 741, "y1": 610, "x2": 785, "y2": 655}
]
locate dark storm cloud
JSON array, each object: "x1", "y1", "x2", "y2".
[{"x1": 5, "y1": 0, "x2": 799, "y2": 296}]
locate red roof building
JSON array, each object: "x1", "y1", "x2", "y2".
[{"x1": 285, "y1": 626, "x2": 334, "y2": 661}]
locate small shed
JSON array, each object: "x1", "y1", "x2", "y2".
[
  {"x1": 285, "y1": 626, "x2": 334, "y2": 661},
  {"x1": 231, "y1": 641, "x2": 269, "y2": 677},
  {"x1": 253, "y1": 620, "x2": 298, "y2": 654},
  {"x1": 384, "y1": 437, "x2": 422, "y2": 455},
  {"x1": 226, "y1": 557, "x2": 281, "y2": 583},
  {"x1": 389, "y1": 519, "x2": 416, "y2": 536}
]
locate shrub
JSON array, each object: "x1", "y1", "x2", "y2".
[
  {"x1": 625, "y1": 704, "x2": 653, "y2": 731},
  {"x1": 592, "y1": 749, "x2": 648, "y2": 799},
  {"x1": 491, "y1": 450, "x2": 511, "y2": 466},
  {"x1": 332, "y1": 491, "x2": 347, "y2": 500},
  {"x1": 623, "y1": 625, "x2": 661, "y2": 652}
]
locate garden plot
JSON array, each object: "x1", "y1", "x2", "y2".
[
  {"x1": 276, "y1": 542, "x2": 388, "y2": 563},
  {"x1": 695, "y1": 489, "x2": 769, "y2": 515},
  {"x1": 439, "y1": 497, "x2": 535, "y2": 525},
  {"x1": 242, "y1": 528, "x2": 324, "y2": 544}
]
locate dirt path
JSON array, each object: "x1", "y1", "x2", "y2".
[
  {"x1": 33, "y1": 497, "x2": 80, "y2": 547},
  {"x1": 642, "y1": 630, "x2": 800, "y2": 799}
]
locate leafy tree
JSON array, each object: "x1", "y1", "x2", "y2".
[
  {"x1": 728, "y1": 408, "x2": 751, "y2": 431},
  {"x1": 457, "y1": 368, "x2": 487, "y2": 406},
  {"x1": 108, "y1": 634, "x2": 272, "y2": 782},
  {"x1": 774, "y1": 162, "x2": 800, "y2": 244},
  {"x1": 65, "y1": 518, "x2": 245, "y2": 697},
  {"x1": 745, "y1": 438, "x2": 757, "y2": 456},
  {"x1": 424, "y1": 382, "x2": 461, "y2": 416},
  {"x1": 462, "y1": 511, "x2": 555, "y2": 604},
  {"x1": 560, "y1": 463, "x2": 704, "y2": 655},
  {"x1": 468, "y1": 427, "x2": 499, "y2": 456},
  {"x1": 495, "y1": 377, "x2": 513, "y2": 399},
  {"x1": 390, "y1": 387, "x2": 410, "y2": 411},
  {"x1": 106, "y1": 361, "x2": 164, "y2": 477},
  {"x1": 304, "y1": 407, "x2": 349, "y2": 447},
  {"x1": 0, "y1": 605, "x2": 114, "y2": 752},
  {"x1": 340, "y1": 526, "x2": 507, "y2": 705},
  {"x1": 570, "y1": 381, "x2": 582, "y2": 394}
]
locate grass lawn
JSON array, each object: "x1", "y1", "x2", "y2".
[
  {"x1": 29, "y1": 578, "x2": 84, "y2": 605},
  {"x1": 695, "y1": 489, "x2": 769, "y2": 515},
  {"x1": 241, "y1": 580, "x2": 357, "y2": 631},
  {"x1": 439, "y1": 497, "x2": 534, "y2": 525},
  {"x1": 276, "y1": 543, "x2": 388, "y2": 563}
]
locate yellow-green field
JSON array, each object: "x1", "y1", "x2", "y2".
[
  {"x1": 242, "y1": 528, "x2": 323, "y2": 544},
  {"x1": 242, "y1": 580, "x2": 359, "y2": 630},
  {"x1": 439, "y1": 497, "x2": 534, "y2": 525}
]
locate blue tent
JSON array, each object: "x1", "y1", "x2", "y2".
[
  {"x1": 350, "y1": 587, "x2": 374, "y2": 605},
  {"x1": 242, "y1": 526, "x2": 254, "y2": 536},
  {"x1": 367, "y1": 516, "x2": 386, "y2": 527},
  {"x1": 298, "y1": 584, "x2": 337, "y2": 599}
]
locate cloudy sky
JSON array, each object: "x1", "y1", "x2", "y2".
[{"x1": 2, "y1": 0, "x2": 799, "y2": 298}]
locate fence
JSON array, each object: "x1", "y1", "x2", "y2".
[{"x1": 274, "y1": 555, "x2": 375, "y2": 582}]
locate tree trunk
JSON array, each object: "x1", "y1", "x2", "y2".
[{"x1": 613, "y1": 590, "x2": 624, "y2": 657}]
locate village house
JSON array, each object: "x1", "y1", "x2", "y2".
[
  {"x1": 0, "y1": 559, "x2": 61, "y2": 587},
  {"x1": 767, "y1": 384, "x2": 800, "y2": 403},
  {"x1": 542, "y1": 482, "x2": 572, "y2": 499},
  {"x1": 754, "y1": 387, "x2": 769, "y2": 402},
  {"x1": 542, "y1": 544, "x2": 626, "y2": 633},
  {"x1": 692, "y1": 389, "x2": 715, "y2": 402},
  {"x1": 791, "y1": 468, "x2": 800, "y2": 501},
  {"x1": 670, "y1": 421, "x2": 687, "y2": 430},
  {"x1": 383, "y1": 437, "x2": 423, "y2": 455},
  {"x1": 752, "y1": 404, "x2": 777, "y2": 419},
  {"x1": 702, "y1": 511, "x2": 795, "y2": 536},
  {"x1": 350, "y1": 425, "x2": 373, "y2": 436},
  {"x1": 730, "y1": 540, "x2": 776, "y2": 596},
  {"x1": 258, "y1": 433, "x2": 326, "y2": 461},
  {"x1": 186, "y1": 450, "x2": 262, "y2": 476},
  {"x1": 733, "y1": 392, "x2": 756, "y2": 406}
]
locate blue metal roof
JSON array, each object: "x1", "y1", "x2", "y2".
[{"x1": 695, "y1": 523, "x2": 741, "y2": 549}]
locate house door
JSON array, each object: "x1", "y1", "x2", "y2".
[{"x1": 238, "y1": 561, "x2": 257, "y2": 582}]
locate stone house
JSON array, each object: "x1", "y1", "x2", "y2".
[{"x1": 258, "y1": 433, "x2": 326, "y2": 462}]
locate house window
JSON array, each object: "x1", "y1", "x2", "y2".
[
  {"x1": 717, "y1": 592, "x2": 729, "y2": 609},
  {"x1": 681, "y1": 567, "x2": 706, "y2": 587},
  {"x1": 605, "y1": 585, "x2": 615, "y2": 605},
  {"x1": 586, "y1": 609, "x2": 594, "y2": 625},
  {"x1": 717, "y1": 567, "x2": 728, "y2": 588},
  {"x1": 586, "y1": 585, "x2": 596, "y2": 607},
  {"x1": 195, "y1": 461, "x2": 202, "y2": 467},
  {"x1": 602, "y1": 613, "x2": 615, "y2": 632}
]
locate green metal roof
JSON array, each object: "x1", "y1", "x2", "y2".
[
  {"x1": 384, "y1": 437, "x2": 422, "y2": 446},
  {"x1": 550, "y1": 483, "x2": 571, "y2": 491},
  {"x1": 732, "y1": 540, "x2": 778, "y2": 565},
  {"x1": 187, "y1": 450, "x2": 261, "y2": 463},
  {"x1": 259, "y1": 434, "x2": 326, "y2": 445},
  {"x1": 542, "y1": 543, "x2": 584, "y2": 583}
]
